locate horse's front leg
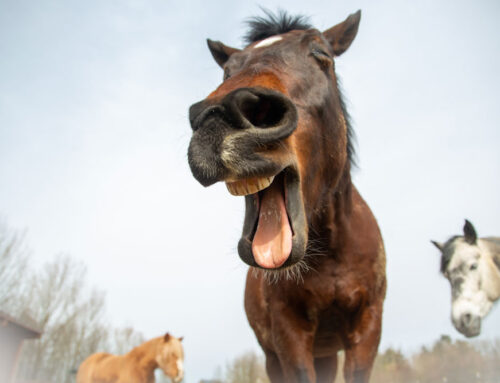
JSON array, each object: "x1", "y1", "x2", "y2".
[
  {"x1": 343, "y1": 303, "x2": 383, "y2": 383},
  {"x1": 270, "y1": 306, "x2": 317, "y2": 383}
]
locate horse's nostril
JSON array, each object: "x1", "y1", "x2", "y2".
[
  {"x1": 243, "y1": 97, "x2": 286, "y2": 128},
  {"x1": 189, "y1": 102, "x2": 224, "y2": 131},
  {"x1": 189, "y1": 100, "x2": 206, "y2": 128},
  {"x1": 462, "y1": 313, "x2": 472, "y2": 326},
  {"x1": 233, "y1": 90, "x2": 289, "y2": 129}
]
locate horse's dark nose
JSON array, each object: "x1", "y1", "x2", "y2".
[
  {"x1": 189, "y1": 87, "x2": 297, "y2": 139},
  {"x1": 188, "y1": 87, "x2": 298, "y2": 187},
  {"x1": 461, "y1": 313, "x2": 478, "y2": 327},
  {"x1": 460, "y1": 312, "x2": 481, "y2": 337},
  {"x1": 463, "y1": 313, "x2": 472, "y2": 326}
]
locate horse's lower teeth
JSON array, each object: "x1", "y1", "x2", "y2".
[{"x1": 226, "y1": 176, "x2": 275, "y2": 196}]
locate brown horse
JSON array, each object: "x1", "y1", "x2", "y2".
[
  {"x1": 76, "y1": 333, "x2": 184, "y2": 383},
  {"x1": 188, "y1": 10, "x2": 386, "y2": 383}
]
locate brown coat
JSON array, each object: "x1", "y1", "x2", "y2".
[{"x1": 76, "y1": 334, "x2": 184, "y2": 383}]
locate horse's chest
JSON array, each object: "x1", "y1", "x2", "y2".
[
  {"x1": 312, "y1": 305, "x2": 349, "y2": 356},
  {"x1": 305, "y1": 267, "x2": 368, "y2": 309},
  {"x1": 308, "y1": 272, "x2": 370, "y2": 354},
  {"x1": 254, "y1": 267, "x2": 371, "y2": 353}
]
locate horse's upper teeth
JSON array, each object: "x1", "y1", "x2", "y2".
[{"x1": 226, "y1": 176, "x2": 275, "y2": 196}]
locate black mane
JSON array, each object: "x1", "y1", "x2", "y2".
[
  {"x1": 244, "y1": 9, "x2": 312, "y2": 45},
  {"x1": 337, "y1": 79, "x2": 357, "y2": 167},
  {"x1": 244, "y1": 10, "x2": 357, "y2": 167}
]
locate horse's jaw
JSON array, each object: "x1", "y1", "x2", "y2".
[{"x1": 236, "y1": 167, "x2": 308, "y2": 270}]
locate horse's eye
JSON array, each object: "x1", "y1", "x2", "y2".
[
  {"x1": 470, "y1": 263, "x2": 478, "y2": 271},
  {"x1": 313, "y1": 48, "x2": 329, "y2": 57},
  {"x1": 223, "y1": 68, "x2": 231, "y2": 80},
  {"x1": 311, "y1": 46, "x2": 332, "y2": 68}
]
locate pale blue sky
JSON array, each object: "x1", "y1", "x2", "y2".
[{"x1": 1, "y1": 1, "x2": 499, "y2": 382}]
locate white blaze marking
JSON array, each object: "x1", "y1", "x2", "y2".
[
  {"x1": 177, "y1": 359, "x2": 183, "y2": 375},
  {"x1": 254, "y1": 36, "x2": 282, "y2": 49}
]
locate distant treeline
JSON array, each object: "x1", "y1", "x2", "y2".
[
  {"x1": 369, "y1": 335, "x2": 500, "y2": 383},
  {"x1": 217, "y1": 336, "x2": 500, "y2": 383}
]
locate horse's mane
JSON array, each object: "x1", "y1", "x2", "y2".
[
  {"x1": 244, "y1": 10, "x2": 357, "y2": 167},
  {"x1": 337, "y1": 79, "x2": 356, "y2": 167}
]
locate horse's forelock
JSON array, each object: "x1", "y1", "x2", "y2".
[
  {"x1": 244, "y1": 9, "x2": 311, "y2": 46},
  {"x1": 440, "y1": 236, "x2": 460, "y2": 274}
]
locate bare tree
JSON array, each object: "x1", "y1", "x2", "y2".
[
  {"x1": 0, "y1": 221, "x2": 31, "y2": 317},
  {"x1": 108, "y1": 326, "x2": 145, "y2": 355},
  {"x1": 16, "y1": 255, "x2": 109, "y2": 383}
]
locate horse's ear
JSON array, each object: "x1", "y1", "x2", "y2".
[
  {"x1": 431, "y1": 240, "x2": 444, "y2": 252},
  {"x1": 207, "y1": 39, "x2": 241, "y2": 68},
  {"x1": 323, "y1": 10, "x2": 361, "y2": 56},
  {"x1": 164, "y1": 333, "x2": 171, "y2": 342},
  {"x1": 463, "y1": 219, "x2": 477, "y2": 245},
  {"x1": 178, "y1": 336, "x2": 183, "y2": 342}
]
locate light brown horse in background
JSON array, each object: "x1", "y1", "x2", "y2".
[{"x1": 76, "y1": 333, "x2": 184, "y2": 383}]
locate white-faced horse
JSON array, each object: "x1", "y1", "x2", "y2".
[{"x1": 432, "y1": 220, "x2": 500, "y2": 337}]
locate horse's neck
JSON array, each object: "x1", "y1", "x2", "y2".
[
  {"x1": 484, "y1": 237, "x2": 500, "y2": 270},
  {"x1": 480, "y1": 239, "x2": 500, "y2": 301},
  {"x1": 311, "y1": 168, "x2": 353, "y2": 231},
  {"x1": 126, "y1": 337, "x2": 161, "y2": 377}
]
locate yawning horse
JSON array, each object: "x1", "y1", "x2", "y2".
[
  {"x1": 76, "y1": 333, "x2": 184, "y2": 383},
  {"x1": 432, "y1": 220, "x2": 500, "y2": 337},
  {"x1": 188, "y1": 10, "x2": 386, "y2": 383}
]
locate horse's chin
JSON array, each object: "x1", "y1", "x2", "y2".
[
  {"x1": 453, "y1": 314, "x2": 482, "y2": 338},
  {"x1": 235, "y1": 167, "x2": 307, "y2": 270},
  {"x1": 458, "y1": 324, "x2": 481, "y2": 338}
]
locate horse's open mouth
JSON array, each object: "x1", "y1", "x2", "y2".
[{"x1": 227, "y1": 168, "x2": 307, "y2": 269}]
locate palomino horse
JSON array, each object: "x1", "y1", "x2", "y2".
[
  {"x1": 188, "y1": 10, "x2": 386, "y2": 383},
  {"x1": 432, "y1": 220, "x2": 500, "y2": 337},
  {"x1": 76, "y1": 333, "x2": 184, "y2": 383}
]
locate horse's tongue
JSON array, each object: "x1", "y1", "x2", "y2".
[{"x1": 252, "y1": 182, "x2": 292, "y2": 269}]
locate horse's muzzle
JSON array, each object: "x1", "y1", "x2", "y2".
[
  {"x1": 188, "y1": 87, "x2": 298, "y2": 186},
  {"x1": 456, "y1": 312, "x2": 481, "y2": 338}
]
